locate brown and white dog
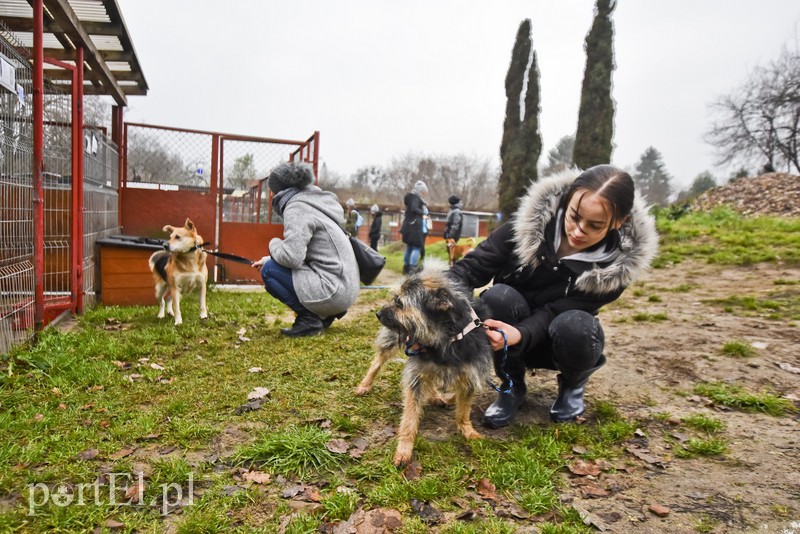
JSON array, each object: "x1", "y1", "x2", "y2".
[
  {"x1": 447, "y1": 237, "x2": 476, "y2": 267},
  {"x1": 148, "y1": 219, "x2": 208, "y2": 325}
]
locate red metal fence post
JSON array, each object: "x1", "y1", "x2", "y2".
[
  {"x1": 74, "y1": 46, "x2": 85, "y2": 313},
  {"x1": 33, "y1": 0, "x2": 44, "y2": 331}
]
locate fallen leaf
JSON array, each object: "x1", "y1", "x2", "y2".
[
  {"x1": 247, "y1": 367, "x2": 263, "y2": 373},
  {"x1": 103, "y1": 518, "x2": 125, "y2": 530},
  {"x1": 234, "y1": 399, "x2": 265, "y2": 414},
  {"x1": 568, "y1": 459, "x2": 602, "y2": 476},
  {"x1": 87, "y1": 385, "x2": 104, "y2": 392},
  {"x1": 125, "y1": 374, "x2": 143, "y2": 382},
  {"x1": 33, "y1": 413, "x2": 44, "y2": 422},
  {"x1": 475, "y1": 478, "x2": 497, "y2": 501},
  {"x1": 580, "y1": 484, "x2": 610, "y2": 498},
  {"x1": 778, "y1": 362, "x2": 800, "y2": 374},
  {"x1": 348, "y1": 437, "x2": 369, "y2": 459},
  {"x1": 625, "y1": 446, "x2": 668, "y2": 467},
  {"x1": 247, "y1": 387, "x2": 271, "y2": 401},
  {"x1": 325, "y1": 438, "x2": 349, "y2": 454},
  {"x1": 77, "y1": 448, "x2": 100, "y2": 461},
  {"x1": 242, "y1": 470, "x2": 271, "y2": 484},
  {"x1": 150, "y1": 363, "x2": 165, "y2": 371},
  {"x1": 410, "y1": 498, "x2": 443, "y2": 525},
  {"x1": 301, "y1": 486, "x2": 322, "y2": 502},
  {"x1": 751, "y1": 341, "x2": 768, "y2": 350},
  {"x1": 108, "y1": 448, "x2": 135, "y2": 460},
  {"x1": 573, "y1": 503, "x2": 611, "y2": 531},
  {"x1": 57, "y1": 403, "x2": 67, "y2": 410},
  {"x1": 402, "y1": 461, "x2": 422, "y2": 481},
  {"x1": 281, "y1": 484, "x2": 306, "y2": 499},
  {"x1": 236, "y1": 327, "x2": 246, "y2": 336},
  {"x1": 125, "y1": 480, "x2": 144, "y2": 503}
]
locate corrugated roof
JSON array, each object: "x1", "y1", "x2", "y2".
[{"x1": 0, "y1": 0, "x2": 147, "y2": 106}]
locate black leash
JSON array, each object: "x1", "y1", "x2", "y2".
[{"x1": 203, "y1": 249, "x2": 255, "y2": 265}]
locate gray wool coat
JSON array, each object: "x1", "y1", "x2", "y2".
[{"x1": 268, "y1": 186, "x2": 360, "y2": 317}]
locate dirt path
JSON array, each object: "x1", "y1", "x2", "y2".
[{"x1": 411, "y1": 260, "x2": 799, "y2": 533}]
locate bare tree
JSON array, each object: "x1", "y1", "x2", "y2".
[{"x1": 706, "y1": 46, "x2": 800, "y2": 174}]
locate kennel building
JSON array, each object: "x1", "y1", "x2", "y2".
[{"x1": 0, "y1": 1, "x2": 319, "y2": 354}]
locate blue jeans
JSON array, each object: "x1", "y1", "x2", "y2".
[
  {"x1": 260, "y1": 259, "x2": 307, "y2": 315},
  {"x1": 403, "y1": 245, "x2": 421, "y2": 267},
  {"x1": 479, "y1": 283, "x2": 605, "y2": 375}
]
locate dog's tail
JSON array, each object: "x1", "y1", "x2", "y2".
[{"x1": 148, "y1": 250, "x2": 170, "y2": 282}]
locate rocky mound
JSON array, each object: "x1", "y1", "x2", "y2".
[{"x1": 690, "y1": 172, "x2": 800, "y2": 216}]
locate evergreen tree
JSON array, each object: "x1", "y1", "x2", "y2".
[
  {"x1": 498, "y1": 20, "x2": 541, "y2": 220},
  {"x1": 573, "y1": 0, "x2": 616, "y2": 169},
  {"x1": 632, "y1": 147, "x2": 672, "y2": 207},
  {"x1": 542, "y1": 135, "x2": 575, "y2": 176}
]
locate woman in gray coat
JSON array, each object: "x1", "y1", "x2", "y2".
[{"x1": 253, "y1": 162, "x2": 359, "y2": 337}]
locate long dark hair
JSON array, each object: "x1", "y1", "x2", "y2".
[{"x1": 561, "y1": 165, "x2": 634, "y2": 227}]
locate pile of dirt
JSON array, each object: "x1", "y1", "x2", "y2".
[{"x1": 690, "y1": 172, "x2": 800, "y2": 216}]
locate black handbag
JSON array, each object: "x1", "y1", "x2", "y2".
[{"x1": 349, "y1": 235, "x2": 386, "y2": 285}]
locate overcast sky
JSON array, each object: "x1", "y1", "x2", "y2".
[{"x1": 117, "y1": 0, "x2": 800, "y2": 190}]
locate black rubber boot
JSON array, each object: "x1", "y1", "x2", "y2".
[
  {"x1": 482, "y1": 384, "x2": 526, "y2": 428},
  {"x1": 549, "y1": 354, "x2": 606, "y2": 422},
  {"x1": 402, "y1": 265, "x2": 411, "y2": 275},
  {"x1": 321, "y1": 311, "x2": 347, "y2": 329},
  {"x1": 281, "y1": 311, "x2": 324, "y2": 337},
  {"x1": 482, "y1": 348, "x2": 527, "y2": 428}
]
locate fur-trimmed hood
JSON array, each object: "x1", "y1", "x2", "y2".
[{"x1": 511, "y1": 169, "x2": 659, "y2": 295}]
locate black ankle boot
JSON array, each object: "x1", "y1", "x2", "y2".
[
  {"x1": 549, "y1": 354, "x2": 606, "y2": 422},
  {"x1": 483, "y1": 384, "x2": 526, "y2": 428},
  {"x1": 281, "y1": 311, "x2": 324, "y2": 337},
  {"x1": 321, "y1": 311, "x2": 347, "y2": 329}
]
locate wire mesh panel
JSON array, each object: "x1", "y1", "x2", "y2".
[
  {"x1": 126, "y1": 125, "x2": 212, "y2": 189},
  {"x1": 220, "y1": 138, "x2": 299, "y2": 223},
  {"x1": 83, "y1": 128, "x2": 119, "y2": 306},
  {"x1": 41, "y1": 88, "x2": 73, "y2": 307},
  {"x1": 0, "y1": 24, "x2": 35, "y2": 352}
]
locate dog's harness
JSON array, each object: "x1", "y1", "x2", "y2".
[{"x1": 403, "y1": 305, "x2": 514, "y2": 394}]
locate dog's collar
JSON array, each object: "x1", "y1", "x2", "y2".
[
  {"x1": 165, "y1": 241, "x2": 210, "y2": 253},
  {"x1": 450, "y1": 308, "x2": 482, "y2": 343}
]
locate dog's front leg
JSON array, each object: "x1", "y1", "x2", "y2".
[
  {"x1": 172, "y1": 288, "x2": 183, "y2": 325},
  {"x1": 199, "y1": 281, "x2": 208, "y2": 320},
  {"x1": 454, "y1": 385, "x2": 482, "y2": 440},
  {"x1": 356, "y1": 327, "x2": 401, "y2": 395},
  {"x1": 393, "y1": 384, "x2": 423, "y2": 466}
]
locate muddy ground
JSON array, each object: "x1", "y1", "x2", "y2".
[{"x1": 390, "y1": 260, "x2": 800, "y2": 533}]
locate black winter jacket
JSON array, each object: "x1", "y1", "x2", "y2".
[
  {"x1": 449, "y1": 170, "x2": 658, "y2": 355},
  {"x1": 369, "y1": 212, "x2": 382, "y2": 242},
  {"x1": 400, "y1": 192, "x2": 427, "y2": 247}
]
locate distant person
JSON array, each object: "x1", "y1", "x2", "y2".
[
  {"x1": 444, "y1": 195, "x2": 464, "y2": 266},
  {"x1": 420, "y1": 209, "x2": 431, "y2": 263},
  {"x1": 368, "y1": 204, "x2": 383, "y2": 251},
  {"x1": 253, "y1": 162, "x2": 358, "y2": 337},
  {"x1": 344, "y1": 198, "x2": 363, "y2": 236},
  {"x1": 400, "y1": 180, "x2": 428, "y2": 275}
]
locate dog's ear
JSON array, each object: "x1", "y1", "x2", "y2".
[
  {"x1": 184, "y1": 218, "x2": 195, "y2": 231},
  {"x1": 162, "y1": 225, "x2": 175, "y2": 233},
  {"x1": 429, "y1": 287, "x2": 454, "y2": 312}
]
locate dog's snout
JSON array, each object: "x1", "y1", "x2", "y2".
[{"x1": 375, "y1": 310, "x2": 383, "y2": 320}]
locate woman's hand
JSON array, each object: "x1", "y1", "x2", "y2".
[
  {"x1": 482, "y1": 319, "x2": 522, "y2": 351},
  {"x1": 252, "y1": 256, "x2": 269, "y2": 269}
]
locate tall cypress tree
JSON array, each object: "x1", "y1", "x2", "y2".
[
  {"x1": 498, "y1": 20, "x2": 539, "y2": 221},
  {"x1": 573, "y1": 0, "x2": 616, "y2": 169},
  {"x1": 520, "y1": 47, "x2": 542, "y2": 193}
]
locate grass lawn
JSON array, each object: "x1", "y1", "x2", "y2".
[{"x1": 1, "y1": 209, "x2": 797, "y2": 532}]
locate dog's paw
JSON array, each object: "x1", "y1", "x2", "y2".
[
  {"x1": 174, "y1": 319, "x2": 183, "y2": 326},
  {"x1": 461, "y1": 427, "x2": 483, "y2": 440},
  {"x1": 392, "y1": 447, "x2": 413, "y2": 467},
  {"x1": 200, "y1": 312, "x2": 208, "y2": 320},
  {"x1": 354, "y1": 384, "x2": 372, "y2": 396},
  {"x1": 157, "y1": 312, "x2": 165, "y2": 319}
]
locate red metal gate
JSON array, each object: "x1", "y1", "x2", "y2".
[{"x1": 120, "y1": 123, "x2": 319, "y2": 284}]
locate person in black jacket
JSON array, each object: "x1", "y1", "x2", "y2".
[
  {"x1": 400, "y1": 180, "x2": 428, "y2": 274},
  {"x1": 368, "y1": 204, "x2": 382, "y2": 251},
  {"x1": 448, "y1": 165, "x2": 658, "y2": 427},
  {"x1": 444, "y1": 195, "x2": 464, "y2": 266}
]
